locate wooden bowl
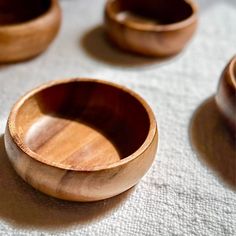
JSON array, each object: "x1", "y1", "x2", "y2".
[
  {"x1": 4, "y1": 78, "x2": 158, "y2": 202},
  {"x1": 104, "y1": 0, "x2": 198, "y2": 57},
  {"x1": 216, "y1": 56, "x2": 236, "y2": 133},
  {"x1": 0, "y1": 0, "x2": 61, "y2": 63}
]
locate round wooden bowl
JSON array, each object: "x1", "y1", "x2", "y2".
[
  {"x1": 104, "y1": 0, "x2": 198, "y2": 57},
  {"x1": 4, "y1": 78, "x2": 158, "y2": 202},
  {"x1": 0, "y1": 0, "x2": 61, "y2": 63},
  {"x1": 216, "y1": 56, "x2": 236, "y2": 133}
]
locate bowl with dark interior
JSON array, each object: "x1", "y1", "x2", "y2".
[
  {"x1": 5, "y1": 78, "x2": 158, "y2": 201},
  {"x1": 216, "y1": 55, "x2": 236, "y2": 134},
  {"x1": 0, "y1": 0, "x2": 61, "y2": 63},
  {"x1": 104, "y1": 0, "x2": 198, "y2": 56}
]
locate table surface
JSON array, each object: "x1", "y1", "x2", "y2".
[{"x1": 0, "y1": 0, "x2": 235, "y2": 235}]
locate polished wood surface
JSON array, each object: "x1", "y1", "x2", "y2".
[
  {"x1": 216, "y1": 55, "x2": 236, "y2": 133},
  {"x1": 5, "y1": 78, "x2": 158, "y2": 202},
  {"x1": 0, "y1": 0, "x2": 61, "y2": 63},
  {"x1": 104, "y1": 0, "x2": 198, "y2": 57}
]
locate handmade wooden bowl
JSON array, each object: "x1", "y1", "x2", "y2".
[
  {"x1": 216, "y1": 56, "x2": 236, "y2": 133},
  {"x1": 4, "y1": 78, "x2": 158, "y2": 202},
  {"x1": 0, "y1": 0, "x2": 61, "y2": 63},
  {"x1": 104, "y1": 0, "x2": 198, "y2": 57}
]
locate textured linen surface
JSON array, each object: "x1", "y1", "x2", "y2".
[{"x1": 0, "y1": 0, "x2": 235, "y2": 235}]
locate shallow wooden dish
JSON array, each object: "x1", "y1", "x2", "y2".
[
  {"x1": 216, "y1": 56, "x2": 236, "y2": 133},
  {"x1": 4, "y1": 78, "x2": 158, "y2": 202},
  {"x1": 104, "y1": 0, "x2": 198, "y2": 57},
  {"x1": 0, "y1": 0, "x2": 61, "y2": 63}
]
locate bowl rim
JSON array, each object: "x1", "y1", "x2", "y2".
[
  {"x1": 105, "y1": 0, "x2": 198, "y2": 32},
  {"x1": 0, "y1": 0, "x2": 59, "y2": 30},
  {"x1": 7, "y1": 78, "x2": 158, "y2": 172},
  {"x1": 228, "y1": 55, "x2": 236, "y2": 89}
]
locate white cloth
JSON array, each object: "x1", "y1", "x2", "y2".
[{"x1": 0, "y1": 0, "x2": 235, "y2": 235}]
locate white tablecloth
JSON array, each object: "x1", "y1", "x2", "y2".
[{"x1": 0, "y1": 0, "x2": 235, "y2": 235}]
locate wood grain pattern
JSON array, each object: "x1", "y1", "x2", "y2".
[
  {"x1": 104, "y1": 0, "x2": 198, "y2": 57},
  {"x1": 216, "y1": 55, "x2": 236, "y2": 133},
  {"x1": 5, "y1": 78, "x2": 158, "y2": 202},
  {"x1": 0, "y1": 0, "x2": 61, "y2": 63}
]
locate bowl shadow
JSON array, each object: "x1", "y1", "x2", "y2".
[
  {"x1": 80, "y1": 25, "x2": 177, "y2": 67},
  {"x1": 0, "y1": 65, "x2": 9, "y2": 70},
  {"x1": 189, "y1": 96, "x2": 236, "y2": 190},
  {"x1": 0, "y1": 134, "x2": 134, "y2": 230}
]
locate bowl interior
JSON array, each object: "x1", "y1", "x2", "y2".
[
  {"x1": 111, "y1": 0, "x2": 194, "y2": 25},
  {"x1": 0, "y1": 0, "x2": 51, "y2": 25},
  {"x1": 14, "y1": 81, "x2": 150, "y2": 169}
]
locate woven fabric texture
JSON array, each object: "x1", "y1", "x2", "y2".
[{"x1": 0, "y1": 0, "x2": 235, "y2": 235}]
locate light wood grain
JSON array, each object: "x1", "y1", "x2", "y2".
[
  {"x1": 5, "y1": 78, "x2": 158, "y2": 202},
  {"x1": 216, "y1": 55, "x2": 236, "y2": 133},
  {"x1": 104, "y1": 0, "x2": 198, "y2": 57},
  {"x1": 0, "y1": 0, "x2": 61, "y2": 63}
]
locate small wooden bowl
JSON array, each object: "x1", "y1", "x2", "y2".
[
  {"x1": 0, "y1": 0, "x2": 61, "y2": 63},
  {"x1": 216, "y1": 56, "x2": 236, "y2": 133},
  {"x1": 4, "y1": 78, "x2": 158, "y2": 202},
  {"x1": 104, "y1": 0, "x2": 198, "y2": 57}
]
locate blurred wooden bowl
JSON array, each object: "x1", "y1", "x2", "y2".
[
  {"x1": 216, "y1": 55, "x2": 236, "y2": 133},
  {"x1": 104, "y1": 0, "x2": 198, "y2": 57},
  {"x1": 4, "y1": 78, "x2": 158, "y2": 202},
  {"x1": 0, "y1": 0, "x2": 61, "y2": 63}
]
